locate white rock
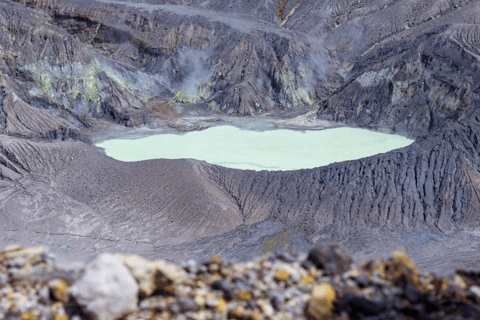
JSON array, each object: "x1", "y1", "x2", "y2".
[
  {"x1": 70, "y1": 254, "x2": 139, "y2": 320},
  {"x1": 0, "y1": 272, "x2": 7, "y2": 285},
  {"x1": 470, "y1": 285, "x2": 480, "y2": 298}
]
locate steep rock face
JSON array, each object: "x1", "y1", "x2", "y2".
[
  {"x1": 0, "y1": 0, "x2": 162, "y2": 127},
  {"x1": 11, "y1": 0, "x2": 339, "y2": 115},
  {"x1": 317, "y1": 1, "x2": 480, "y2": 138},
  {"x1": 3, "y1": 0, "x2": 480, "y2": 123},
  {"x1": 209, "y1": 118, "x2": 480, "y2": 239},
  {"x1": 0, "y1": 76, "x2": 88, "y2": 141}
]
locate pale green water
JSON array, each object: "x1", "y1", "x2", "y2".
[{"x1": 96, "y1": 126, "x2": 413, "y2": 171}]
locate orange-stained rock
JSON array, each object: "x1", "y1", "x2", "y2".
[
  {"x1": 115, "y1": 254, "x2": 186, "y2": 297},
  {"x1": 49, "y1": 279, "x2": 69, "y2": 303}
]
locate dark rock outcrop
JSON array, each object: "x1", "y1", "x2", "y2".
[
  {"x1": 0, "y1": 0, "x2": 159, "y2": 128},
  {"x1": 317, "y1": 1, "x2": 480, "y2": 138}
]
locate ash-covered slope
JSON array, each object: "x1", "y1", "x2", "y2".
[
  {"x1": 212, "y1": 118, "x2": 480, "y2": 235},
  {"x1": 1, "y1": 115, "x2": 480, "y2": 270}
]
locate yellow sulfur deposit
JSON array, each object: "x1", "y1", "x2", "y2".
[
  {"x1": 48, "y1": 279, "x2": 69, "y2": 303},
  {"x1": 385, "y1": 251, "x2": 419, "y2": 287},
  {"x1": 307, "y1": 283, "x2": 336, "y2": 320},
  {"x1": 21, "y1": 311, "x2": 39, "y2": 320},
  {"x1": 238, "y1": 290, "x2": 252, "y2": 301},
  {"x1": 275, "y1": 270, "x2": 290, "y2": 281},
  {"x1": 301, "y1": 275, "x2": 315, "y2": 286},
  {"x1": 217, "y1": 298, "x2": 228, "y2": 311}
]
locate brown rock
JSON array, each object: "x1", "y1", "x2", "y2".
[
  {"x1": 307, "y1": 245, "x2": 353, "y2": 275},
  {"x1": 49, "y1": 279, "x2": 70, "y2": 303},
  {"x1": 306, "y1": 283, "x2": 337, "y2": 320},
  {"x1": 0, "y1": 246, "x2": 45, "y2": 265},
  {"x1": 384, "y1": 251, "x2": 420, "y2": 287},
  {"x1": 116, "y1": 254, "x2": 186, "y2": 297}
]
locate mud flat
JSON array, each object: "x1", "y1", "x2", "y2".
[{"x1": 96, "y1": 126, "x2": 413, "y2": 171}]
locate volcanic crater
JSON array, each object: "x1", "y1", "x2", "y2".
[{"x1": 0, "y1": 0, "x2": 480, "y2": 275}]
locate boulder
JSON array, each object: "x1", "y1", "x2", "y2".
[
  {"x1": 115, "y1": 254, "x2": 186, "y2": 297},
  {"x1": 307, "y1": 245, "x2": 353, "y2": 275},
  {"x1": 69, "y1": 254, "x2": 138, "y2": 320}
]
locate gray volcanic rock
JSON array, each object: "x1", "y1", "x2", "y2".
[
  {"x1": 9, "y1": 0, "x2": 340, "y2": 115},
  {"x1": 0, "y1": 76, "x2": 88, "y2": 141},
  {"x1": 5, "y1": 244, "x2": 480, "y2": 320},
  {"x1": 316, "y1": 1, "x2": 480, "y2": 138},
  {"x1": 70, "y1": 254, "x2": 139, "y2": 320},
  {"x1": 307, "y1": 245, "x2": 353, "y2": 275},
  {"x1": 0, "y1": 0, "x2": 163, "y2": 128}
]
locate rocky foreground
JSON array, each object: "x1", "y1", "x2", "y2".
[{"x1": 1, "y1": 245, "x2": 480, "y2": 320}]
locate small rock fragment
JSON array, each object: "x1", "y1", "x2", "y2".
[
  {"x1": 404, "y1": 284, "x2": 421, "y2": 303},
  {"x1": 355, "y1": 275, "x2": 369, "y2": 288},
  {"x1": 21, "y1": 310, "x2": 40, "y2": 320},
  {"x1": 277, "y1": 252, "x2": 297, "y2": 263},
  {"x1": 454, "y1": 274, "x2": 467, "y2": 290},
  {"x1": 384, "y1": 251, "x2": 419, "y2": 287},
  {"x1": 260, "y1": 303, "x2": 274, "y2": 317},
  {"x1": 49, "y1": 279, "x2": 69, "y2": 302},
  {"x1": 238, "y1": 290, "x2": 252, "y2": 301},
  {"x1": 275, "y1": 270, "x2": 290, "y2": 281},
  {"x1": 7, "y1": 257, "x2": 25, "y2": 268},
  {"x1": 1, "y1": 244, "x2": 22, "y2": 253},
  {"x1": 212, "y1": 279, "x2": 236, "y2": 300},
  {"x1": 300, "y1": 275, "x2": 315, "y2": 286},
  {"x1": 38, "y1": 286, "x2": 50, "y2": 304},
  {"x1": 0, "y1": 272, "x2": 7, "y2": 285},
  {"x1": 271, "y1": 294, "x2": 285, "y2": 310},
  {"x1": 0, "y1": 246, "x2": 45, "y2": 265},
  {"x1": 217, "y1": 297, "x2": 228, "y2": 311},
  {"x1": 306, "y1": 283, "x2": 336, "y2": 320},
  {"x1": 470, "y1": 286, "x2": 480, "y2": 299},
  {"x1": 336, "y1": 295, "x2": 391, "y2": 317},
  {"x1": 69, "y1": 254, "x2": 138, "y2": 320},
  {"x1": 170, "y1": 297, "x2": 197, "y2": 313}
]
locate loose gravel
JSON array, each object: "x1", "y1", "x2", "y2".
[{"x1": 1, "y1": 244, "x2": 480, "y2": 319}]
